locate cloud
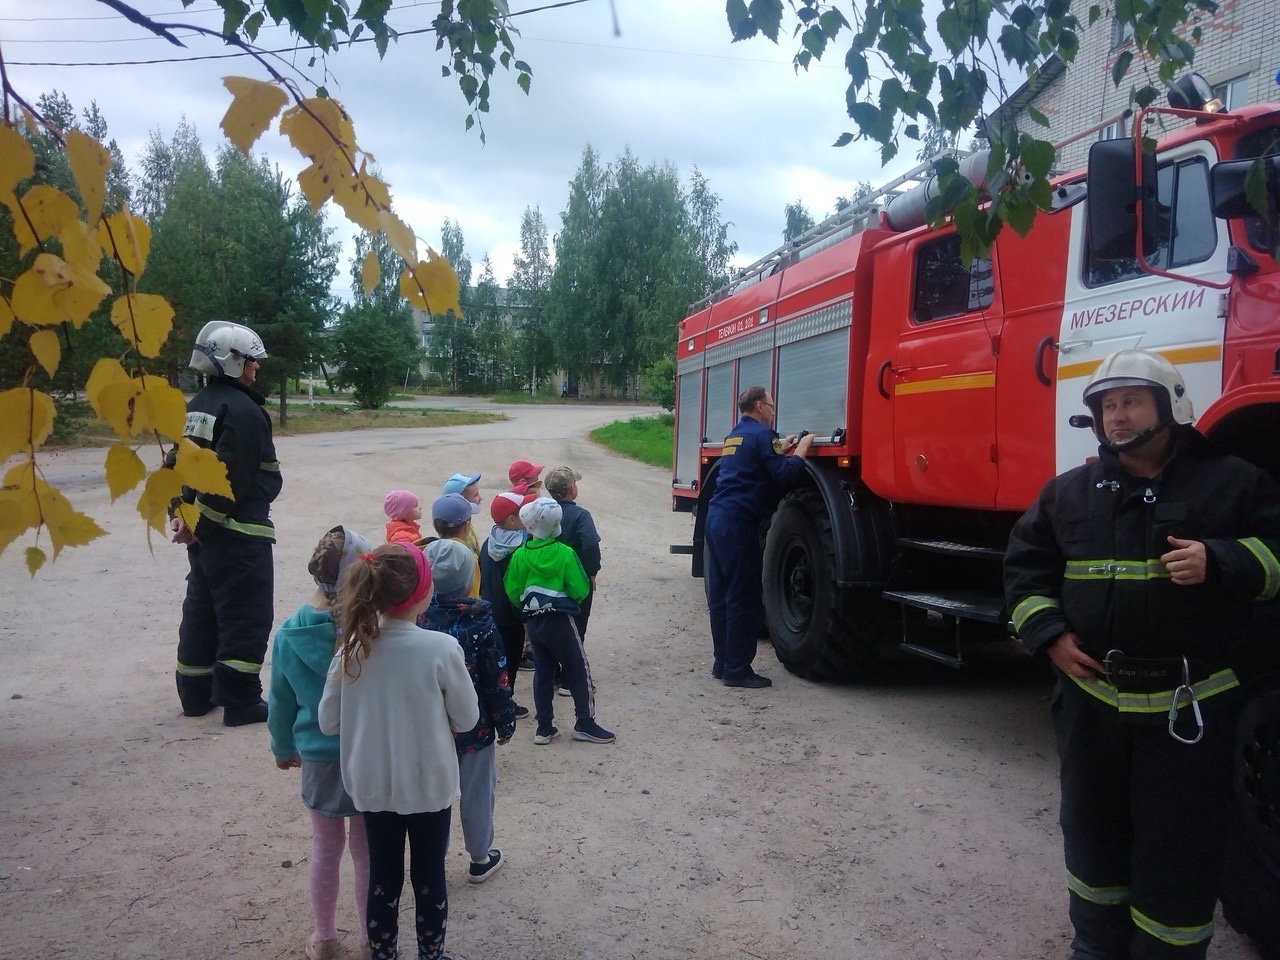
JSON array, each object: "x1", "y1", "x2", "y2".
[{"x1": 2, "y1": 0, "x2": 922, "y2": 289}]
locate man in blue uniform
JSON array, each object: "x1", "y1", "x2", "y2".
[
  {"x1": 1005, "y1": 350, "x2": 1280, "y2": 960},
  {"x1": 705, "y1": 386, "x2": 814, "y2": 688}
]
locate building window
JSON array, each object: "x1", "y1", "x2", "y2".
[
  {"x1": 1212, "y1": 74, "x2": 1250, "y2": 110},
  {"x1": 1110, "y1": 17, "x2": 1134, "y2": 49},
  {"x1": 1098, "y1": 116, "x2": 1128, "y2": 142}
]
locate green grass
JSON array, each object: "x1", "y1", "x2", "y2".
[
  {"x1": 273, "y1": 405, "x2": 503, "y2": 435},
  {"x1": 59, "y1": 402, "x2": 504, "y2": 447},
  {"x1": 591, "y1": 413, "x2": 673, "y2": 469}
]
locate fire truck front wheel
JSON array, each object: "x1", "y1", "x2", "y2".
[{"x1": 762, "y1": 489, "x2": 883, "y2": 680}]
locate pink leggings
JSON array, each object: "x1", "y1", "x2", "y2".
[{"x1": 309, "y1": 810, "x2": 370, "y2": 942}]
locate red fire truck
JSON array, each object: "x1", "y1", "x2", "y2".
[{"x1": 671, "y1": 80, "x2": 1280, "y2": 951}]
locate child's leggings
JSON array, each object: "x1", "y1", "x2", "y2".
[
  {"x1": 309, "y1": 810, "x2": 369, "y2": 941},
  {"x1": 362, "y1": 807, "x2": 451, "y2": 960}
]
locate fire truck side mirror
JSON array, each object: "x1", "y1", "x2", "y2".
[
  {"x1": 1211, "y1": 156, "x2": 1280, "y2": 222},
  {"x1": 1086, "y1": 139, "x2": 1159, "y2": 260}
]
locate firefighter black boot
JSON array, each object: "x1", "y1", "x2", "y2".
[
  {"x1": 175, "y1": 672, "x2": 215, "y2": 717},
  {"x1": 223, "y1": 698, "x2": 269, "y2": 727}
]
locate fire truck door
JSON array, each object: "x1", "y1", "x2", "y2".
[{"x1": 884, "y1": 236, "x2": 1000, "y2": 509}]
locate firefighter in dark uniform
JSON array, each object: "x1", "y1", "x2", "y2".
[
  {"x1": 168, "y1": 321, "x2": 282, "y2": 726},
  {"x1": 705, "y1": 385, "x2": 814, "y2": 688},
  {"x1": 1005, "y1": 349, "x2": 1280, "y2": 960}
]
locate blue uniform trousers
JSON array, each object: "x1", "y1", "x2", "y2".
[{"x1": 705, "y1": 509, "x2": 764, "y2": 681}]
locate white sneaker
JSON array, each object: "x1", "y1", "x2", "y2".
[{"x1": 556, "y1": 686, "x2": 572, "y2": 697}]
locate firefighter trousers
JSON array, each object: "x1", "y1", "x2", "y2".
[
  {"x1": 1052, "y1": 678, "x2": 1240, "y2": 960},
  {"x1": 175, "y1": 524, "x2": 274, "y2": 713},
  {"x1": 704, "y1": 513, "x2": 763, "y2": 681}
]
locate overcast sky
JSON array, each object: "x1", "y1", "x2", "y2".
[{"x1": 1, "y1": 0, "x2": 931, "y2": 290}]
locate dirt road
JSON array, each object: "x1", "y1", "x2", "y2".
[{"x1": 0, "y1": 400, "x2": 1260, "y2": 959}]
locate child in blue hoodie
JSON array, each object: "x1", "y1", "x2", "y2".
[
  {"x1": 269, "y1": 525, "x2": 373, "y2": 960},
  {"x1": 419, "y1": 538, "x2": 517, "y2": 884}
]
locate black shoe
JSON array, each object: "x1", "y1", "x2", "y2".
[
  {"x1": 181, "y1": 703, "x2": 216, "y2": 717},
  {"x1": 513, "y1": 703, "x2": 529, "y2": 719},
  {"x1": 711, "y1": 662, "x2": 724, "y2": 680},
  {"x1": 468, "y1": 849, "x2": 503, "y2": 883},
  {"x1": 723, "y1": 672, "x2": 772, "y2": 689},
  {"x1": 223, "y1": 699, "x2": 269, "y2": 726}
]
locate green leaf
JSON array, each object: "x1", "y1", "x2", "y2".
[
  {"x1": 833, "y1": 131, "x2": 855, "y2": 147},
  {"x1": 221, "y1": 0, "x2": 250, "y2": 38},
  {"x1": 1028, "y1": 106, "x2": 1051, "y2": 129},
  {"x1": 1020, "y1": 138, "x2": 1056, "y2": 179},
  {"x1": 726, "y1": 0, "x2": 752, "y2": 38},
  {"x1": 748, "y1": 0, "x2": 784, "y2": 41},
  {"x1": 844, "y1": 48, "x2": 869, "y2": 88},
  {"x1": 517, "y1": 72, "x2": 531, "y2": 95},
  {"x1": 802, "y1": 25, "x2": 826, "y2": 59},
  {"x1": 1111, "y1": 50, "x2": 1134, "y2": 87}
]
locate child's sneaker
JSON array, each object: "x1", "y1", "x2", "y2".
[
  {"x1": 572, "y1": 718, "x2": 615, "y2": 744},
  {"x1": 533, "y1": 725, "x2": 559, "y2": 745},
  {"x1": 468, "y1": 848, "x2": 503, "y2": 883}
]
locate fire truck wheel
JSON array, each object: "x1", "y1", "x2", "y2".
[
  {"x1": 1220, "y1": 680, "x2": 1280, "y2": 958},
  {"x1": 762, "y1": 489, "x2": 883, "y2": 680}
]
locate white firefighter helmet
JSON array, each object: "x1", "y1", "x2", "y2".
[
  {"x1": 1082, "y1": 348, "x2": 1194, "y2": 449},
  {"x1": 189, "y1": 321, "x2": 267, "y2": 378}
]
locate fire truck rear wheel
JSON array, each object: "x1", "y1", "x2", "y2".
[
  {"x1": 1220, "y1": 682, "x2": 1280, "y2": 956},
  {"x1": 762, "y1": 489, "x2": 883, "y2": 680}
]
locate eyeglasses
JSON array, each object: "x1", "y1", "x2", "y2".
[{"x1": 760, "y1": 400, "x2": 775, "y2": 409}]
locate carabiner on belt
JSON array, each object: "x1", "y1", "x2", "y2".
[{"x1": 1167, "y1": 655, "x2": 1203, "y2": 745}]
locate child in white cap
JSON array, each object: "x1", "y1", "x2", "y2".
[{"x1": 503, "y1": 498, "x2": 615, "y2": 745}]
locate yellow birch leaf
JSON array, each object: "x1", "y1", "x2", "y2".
[
  {"x1": 400, "y1": 253, "x2": 463, "y2": 318},
  {"x1": 220, "y1": 77, "x2": 289, "y2": 157},
  {"x1": 335, "y1": 166, "x2": 389, "y2": 232},
  {"x1": 11, "y1": 252, "x2": 112, "y2": 327},
  {"x1": 297, "y1": 157, "x2": 338, "y2": 211},
  {"x1": 29, "y1": 329, "x2": 60, "y2": 377},
  {"x1": 134, "y1": 377, "x2": 186, "y2": 442},
  {"x1": 360, "y1": 249, "x2": 381, "y2": 296},
  {"x1": 95, "y1": 379, "x2": 141, "y2": 440},
  {"x1": 110, "y1": 292, "x2": 174, "y2": 358},
  {"x1": 176, "y1": 500, "x2": 199, "y2": 531},
  {"x1": 41, "y1": 484, "x2": 105, "y2": 558},
  {"x1": 0, "y1": 295, "x2": 14, "y2": 339},
  {"x1": 15, "y1": 185, "x2": 80, "y2": 255},
  {"x1": 0, "y1": 387, "x2": 55, "y2": 464},
  {"x1": 137, "y1": 465, "x2": 185, "y2": 536},
  {"x1": 98, "y1": 209, "x2": 151, "y2": 278},
  {"x1": 24, "y1": 545, "x2": 45, "y2": 576},
  {"x1": 0, "y1": 484, "x2": 40, "y2": 557},
  {"x1": 105, "y1": 443, "x2": 147, "y2": 501},
  {"x1": 0, "y1": 125, "x2": 35, "y2": 193},
  {"x1": 58, "y1": 219, "x2": 104, "y2": 273},
  {"x1": 176, "y1": 438, "x2": 233, "y2": 498},
  {"x1": 65, "y1": 129, "x2": 110, "y2": 227},
  {"x1": 280, "y1": 98, "x2": 356, "y2": 159},
  {"x1": 378, "y1": 209, "x2": 417, "y2": 264},
  {"x1": 85, "y1": 356, "x2": 129, "y2": 414}
]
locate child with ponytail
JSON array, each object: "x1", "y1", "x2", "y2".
[{"x1": 319, "y1": 544, "x2": 479, "y2": 960}]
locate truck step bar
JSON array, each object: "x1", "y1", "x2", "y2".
[
  {"x1": 883, "y1": 588, "x2": 1011, "y2": 669},
  {"x1": 882, "y1": 588, "x2": 1007, "y2": 623},
  {"x1": 896, "y1": 538, "x2": 1006, "y2": 561}
]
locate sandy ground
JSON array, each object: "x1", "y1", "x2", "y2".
[{"x1": 0, "y1": 399, "x2": 1262, "y2": 960}]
